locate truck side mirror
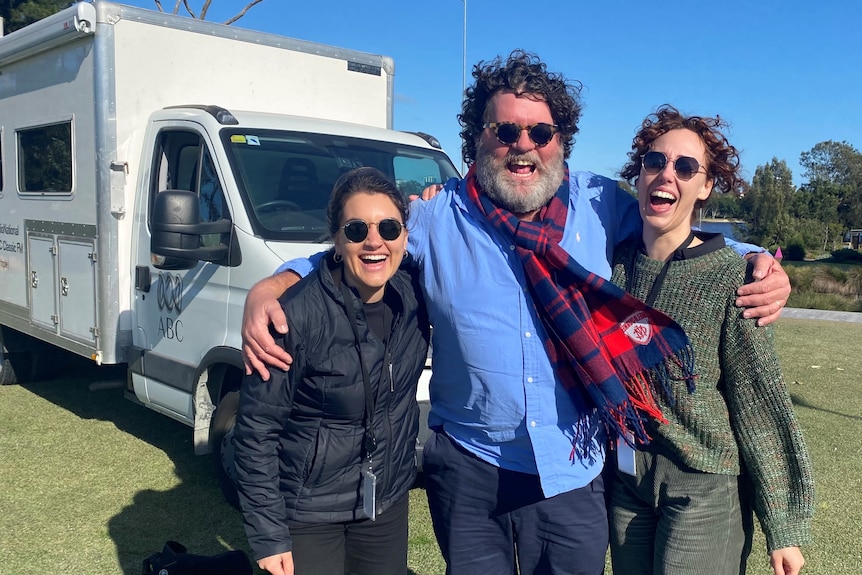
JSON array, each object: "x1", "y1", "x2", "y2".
[{"x1": 151, "y1": 190, "x2": 233, "y2": 268}]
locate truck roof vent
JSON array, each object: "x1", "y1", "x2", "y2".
[
  {"x1": 163, "y1": 105, "x2": 239, "y2": 125},
  {"x1": 404, "y1": 131, "x2": 442, "y2": 149}
]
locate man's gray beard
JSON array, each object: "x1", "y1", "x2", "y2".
[{"x1": 475, "y1": 146, "x2": 565, "y2": 214}]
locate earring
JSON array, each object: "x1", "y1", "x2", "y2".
[
  {"x1": 404, "y1": 249, "x2": 409, "y2": 260},
  {"x1": 333, "y1": 252, "x2": 343, "y2": 263}
]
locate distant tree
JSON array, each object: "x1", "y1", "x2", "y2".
[
  {"x1": 704, "y1": 191, "x2": 743, "y2": 220},
  {"x1": 153, "y1": 0, "x2": 264, "y2": 24},
  {"x1": 739, "y1": 158, "x2": 796, "y2": 247},
  {"x1": 800, "y1": 140, "x2": 862, "y2": 185},
  {"x1": 0, "y1": 0, "x2": 74, "y2": 33},
  {"x1": 799, "y1": 140, "x2": 862, "y2": 228},
  {"x1": 793, "y1": 179, "x2": 846, "y2": 252}
]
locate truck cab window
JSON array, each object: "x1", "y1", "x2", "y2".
[
  {"x1": 393, "y1": 155, "x2": 449, "y2": 197},
  {"x1": 152, "y1": 130, "x2": 230, "y2": 247},
  {"x1": 223, "y1": 129, "x2": 459, "y2": 242}
]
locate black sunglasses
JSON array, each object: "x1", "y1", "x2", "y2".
[
  {"x1": 483, "y1": 122, "x2": 559, "y2": 147},
  {"x1": 341, "y1": 218, "x2": 404, "y2": 242},
  {"x1": 641, "y1": 150, "x2": 706, "y2": 181}
]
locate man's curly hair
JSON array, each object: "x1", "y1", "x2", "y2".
[
  {"x1": 459, "y1": 50, "x2": 582, "y2": 165},
  {"x1": 619, "y1": 104, "x2": 745, "y2": 196}
]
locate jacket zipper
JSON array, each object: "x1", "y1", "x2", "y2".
[{"x1": 382, "y1": 307, "x2": 398, "y2": 495}]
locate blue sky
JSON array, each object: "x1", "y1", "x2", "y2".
[{"x1": 123, "y1": 0, "x2": 860, "y2": 186}]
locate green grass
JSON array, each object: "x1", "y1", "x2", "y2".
[
  {"x1": 746, "y1": 318, "x2": 862, "y2": 573},
  {"x1": 1, "y1": 318, "x2": 860, "y2": 574}
]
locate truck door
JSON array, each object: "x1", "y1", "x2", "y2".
[{"x1": 131, "y1": 127, "x2": 232, "y2": 424}]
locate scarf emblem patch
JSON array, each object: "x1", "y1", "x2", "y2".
[{"x1": 621, "y1": 311, "x2": 652, "y2": 345}]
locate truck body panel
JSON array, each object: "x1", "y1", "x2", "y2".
[
  {"x1": 0, "y1": 2, "x2": 452, "y2": 468},
  {"x1": 0, "y1": 1, "x2": 396, "y2": 364}
]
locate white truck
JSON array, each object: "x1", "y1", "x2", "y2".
[{"x1": 0, "y1": 1, "x2": 452, "y2": 503}]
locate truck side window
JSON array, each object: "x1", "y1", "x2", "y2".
[
  {"x1": 17, "y1": 121, "x2": 73, "y2": 194},
  {"x1": 152, "y1": 130, "x2": 230, "y2": 249}
]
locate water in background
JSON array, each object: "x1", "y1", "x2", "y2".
[{"x1": 698, "y1": 220, "x2": 742, "y2": 242}]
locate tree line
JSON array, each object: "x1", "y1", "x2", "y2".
[{"x1": 706, "y1": 140, "x2": 862, "y2": 257}]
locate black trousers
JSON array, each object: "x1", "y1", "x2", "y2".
[
  {"x1": 423, "y1": 430, "x2": 608, "y2": 575},
  {"x1": 288, "y1": 494, "x2": 409, "y2": 575}
]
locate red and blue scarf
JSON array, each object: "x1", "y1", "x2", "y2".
[{"x1": 465, "y1": 164, "x2": 696, "y2": 456}]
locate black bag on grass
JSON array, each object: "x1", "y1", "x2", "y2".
[{"x1": 141, "y1": 540, "x2": 252, "y2": 575}]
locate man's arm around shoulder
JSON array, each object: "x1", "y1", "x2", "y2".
[{"x1": 242, "y1": 271, "x2": 301, "y2": 379}]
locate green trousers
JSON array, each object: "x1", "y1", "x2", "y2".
[{"x1": 608, "y1": 448, "x2": 753, "y2": 575}]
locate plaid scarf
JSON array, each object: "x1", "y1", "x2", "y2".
[{"x1": 465, "y1": 164, "x2": 696, "y2": 455}]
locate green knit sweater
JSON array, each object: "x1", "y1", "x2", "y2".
[{"x1": 611, "y1": 238, "x2": 815, "y2": 552}]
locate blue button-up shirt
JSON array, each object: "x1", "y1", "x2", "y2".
[
  {"x1": 410, "y1": 171, "x2": 640, "y2": 496},
  {"x1": 280, "y1": 170, "x2": 760, "y2": 498}
]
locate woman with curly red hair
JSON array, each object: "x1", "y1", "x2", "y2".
[{"x1": 608, "y1": 105, "x2": 815, "y2": 575}]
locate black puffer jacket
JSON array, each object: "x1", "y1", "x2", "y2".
[{"x1": 234, "y1": 254, "x2": 429, "y2": 561}]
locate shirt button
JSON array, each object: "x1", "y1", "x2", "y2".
[
  {"x1": 527, "y1": 377, "x2": 533, "y2": 383},
  {"x1": 525, "y1": 331, "x2": 532, "y2": 338},
  {"x1": 530, "y1": 421, "x2": 537, "y2": 427},
  {"x1": 509, "y1": 244, "x2": 516, "y2": 251}
]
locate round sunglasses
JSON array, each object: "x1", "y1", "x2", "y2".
[
  {"x1": 641, "y1": 150, "x2": 706, "y2": 181},
  {"x1": 483, "y1": 122, "x2": 559, "y2": 147},
  {"x1": 341, "y1": 218, "x2": 404, "y2": 242}
]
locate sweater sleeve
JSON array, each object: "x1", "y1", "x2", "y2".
[
  {"x1": 720, "y1": 302, "x2": 815, "y2": 552},
  {"x1": 233, "y1": 326, "x2": 303, "y2": 561}
]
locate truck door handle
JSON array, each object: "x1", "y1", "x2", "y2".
[{"x1": 135, "y1": 266, "x2": 151, "y2": 292}]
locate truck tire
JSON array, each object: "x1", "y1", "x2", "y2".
[
  {"x1": 0, "y1": 329, "x2": 62, "y2": 384},
  {"x1": 0, "y1": 344, "x2": 18, "y2": 385},
  {"x1": 210, "y1": 390, "x2": 240, "y2": 509},
  {"x1": 0, "y1": 349, "x2": 48, "y2": 385}
]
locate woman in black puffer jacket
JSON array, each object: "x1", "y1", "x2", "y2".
[{"x1": 233, "y1": 167, "x2": 429, "y2": 575}]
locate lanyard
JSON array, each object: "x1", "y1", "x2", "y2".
[
  {"x1": 340, "y1": 280, "x2": 382, "y2": 458},
  {"x1": 627, "y1": 231, "x2": 695, "y2": 308}
]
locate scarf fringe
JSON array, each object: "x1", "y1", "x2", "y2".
[
  {"x1": 621, "y1": 344, "x2": 697, "y2": 417},
  {"x1": 568, "y1": 399, "x2": 650, "y2": 463},
  {"x1": 569, "y1": 410, "x2": 603, "y2": 465},
  {"x1": 570, "y1": 345, "x2": 697, "y2": 456}
]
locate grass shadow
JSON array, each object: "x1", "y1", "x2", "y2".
[
  {"x1": 18, "y1": 360, "x2": 253, "y2": 574},
  {"x1": 791, "y1": 392, "x2": 862, "y2": 421}
]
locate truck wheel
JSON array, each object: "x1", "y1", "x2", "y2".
[
  {"x1": 0, "y1": 330, "x2": 62, "y2": 384},
  {"x1": 0, "y1": 345, "x2": 18, "y2": 385},
  {"x1": 210, "y1": 390, "x2": 240, "y2": 509},
  {"x1": 0, "y1": 330, "x2": 27, "y2": 385},
  {"x1": 0, "y1": 349, "x2": 51, "y2": 385}
]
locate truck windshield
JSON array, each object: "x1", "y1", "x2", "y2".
[{"x1": 222, "y1": 129, "x2": 460, "y2": 242}]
